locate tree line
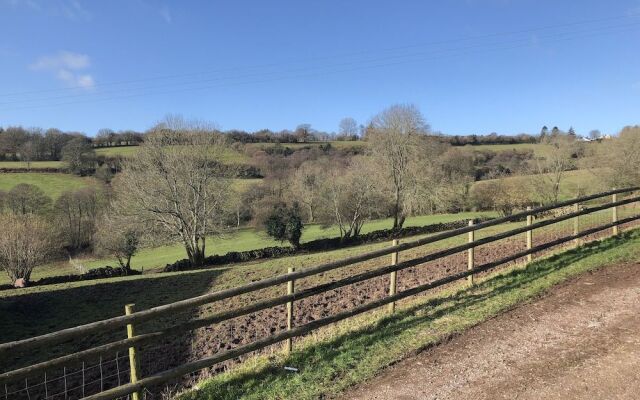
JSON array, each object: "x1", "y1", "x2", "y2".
[{"x1": 1, "y1": 107, "x2": 638, "y2": 287}]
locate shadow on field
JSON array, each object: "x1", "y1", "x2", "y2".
[
  {"x1": 183, "y1": 231, "x2": 637, "y2": 400},
  {"x1": 0, "y1": 267, "x2": 228, "y2": 399}
]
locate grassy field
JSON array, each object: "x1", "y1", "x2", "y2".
[
  {"x1": 245, "y1": 141, "x2": 367, "y2": 151},
  {"x1": 180, "y1": 229, "x2": 640, "y2": 400},
  {"x1": 95, "y1": 146, "x2": 249, "y2": 163},
  {"x1": 473, "y1": 168, "x2": 608, "y2": 201},
  {"x1": 0, "y1": 172, "x2": 98, "y2": 199},
  {"x1": 460, "y1": 143, "x2": 553, "y2": 157},
  {"x1": 6, "y1": 211, "x2": 495, "y2": 285},
  {"x1": 0, "y1": 161, "x2": 65, "y2": 170}
]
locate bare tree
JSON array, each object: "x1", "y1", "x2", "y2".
[
  {"x1": 601, "y1": 125, "x2": 640, "y2": 187},
  {"x1": 5, "y1": 183, "x2": 51, "y2": 215},
  {"x1": 62, "y1": 137, "x2": 97, "y2": 175},
  {"x1": 588, "y1": 129, "x2": 602, "y2": 140},
  {"x1": 54, "y1": 187, "x2": 103, "y2": 251},
  {"x1": 338, "y1": 117, "x2": 359, "y2": 138},
  {"x1": 95, "y1": 213, "x2": 140, "y2": 271},
  {"x1": 113, "y1": 117, "x2": 233, "y2": 267},
  {"x1": 471, "y1": 175, "x2": 530, "y2": 216},
  {"x1": 367, "y1": 104, "x2": 430, "y2": 229},
  {"x1": 0, "y1": 213, "x2": 52, "y2": 286},
  {"x1": 290, "y1": 160, "x2": 325, "y2": 222},
  {"x1": 531, "y1": 134, "x2": 578, "y2": 205},
  {"x1": 19, "y1": 141, "x2": 35, "y2": 170},
  {"x1": 318, "y1": 157, "x2": 385, "y2": 239}
]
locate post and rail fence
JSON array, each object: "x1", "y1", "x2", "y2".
[{"x1": 1, "y1": 187, "x2": 639, "y2": 400}]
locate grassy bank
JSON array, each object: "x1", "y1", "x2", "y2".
[{"x1": 179, "y1": 228, "x2": 640, "y2": 400}]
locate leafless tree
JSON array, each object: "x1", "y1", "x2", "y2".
[
  {"x1": 318, "y1": 157, "x2": 385, "y2": 239},
  {"x1": 471, "y1": 175, "x2": 530, "y2": 216},
  {"x1": 5, "y1": 183, "x2": 51, "y2": 215},
  {"x1": 338, "y1": 117, "x2": 359, "y2": 137},
  {"x1": 601, "y1": 125, "x2": 640, "y2": 187},
  {"x1": 367, "y1": 104, "x2": 430, "y2": 229},
  {"x1": 531, "y1": 134, "x2": 578, "y2": 204},
  {"x1": 19, "y1": 141, "x2": 35, "y2": 170},
  {"x1": 95, "y1": 213, "x2": 141, "y2": 270},
  {"x1": 290, "y1": 160, "x2": 325, "y2": 222},
  {"x1": 0, "y1": 213, "x2": 52, "y2": 286},
  {"x1": 113, "y1": 116, "x2": 234, "y2": 267},
  {"x1": 54, "y1": 187, "x2": 103, "y2": 251}
]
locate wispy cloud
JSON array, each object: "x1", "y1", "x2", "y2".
[
  {"x1": 159, "y1": 4, "x2": 172, "y2": 23},
  {"x1": 2, "y1": 0, "x2": 91, "y2": 21},
  {"x1": 30, "y1": 51, "x2": 95, "y2": 89}
]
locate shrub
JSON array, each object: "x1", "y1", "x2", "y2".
[{"x1": 264, "y1": 202, "x2": 304, "y2": 248}]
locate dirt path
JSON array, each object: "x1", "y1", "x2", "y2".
[{"x1": 341, "y1": 262, "x2": 640, "y2": 400}]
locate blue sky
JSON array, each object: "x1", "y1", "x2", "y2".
[{"x1": 1, "y1": 0, "x2": 639, "y2": 136}]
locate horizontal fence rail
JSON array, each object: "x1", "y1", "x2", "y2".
[{"x1": 1, "y1": 187, "x2": 639, "y2": 399}]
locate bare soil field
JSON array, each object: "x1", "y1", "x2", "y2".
[{"x1": 341, "y1": 261, "x2": 640, "y2": 400}]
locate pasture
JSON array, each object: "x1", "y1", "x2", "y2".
[
  {"x1": 95, "y1": 145, "x2": 250, "y2": 163},
  {"x1": 0, "y1": 161, "x2": 65, "y2": 170},
  {"x1": 473, "y1": 168, "x2": 607, "y2": 201},
  {"x1": 4, "y1": 211, "x2": 496, "y2": 285},
  {"x1": 0, "y1": 172, "x2": 98, "y2": 199}
]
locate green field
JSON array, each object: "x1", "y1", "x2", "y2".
[
  {"x1": 95, "y1": 146, "x2": 249, "y2": 163},
  {"x1": 474, "y1": 168, "x2": 608, "y2": 201},
  {"x1": 244, "y1": 141, "x2": 367, "y2": 154},
  {"x1": 8, "y1": 211, "x2": 495, "y2": 285},
  {"x1": 0, "y1": 161, "x2": 65, "y2": 170},
  {"x1": 0, "y1": 172, "x2": 97, "y2": 199},
  {"x1": 460, "y1": 143, "x2": 553, "y2": 157},
  {"x1": 87, "y1": 210, "x2": 494, "y2": 271}
]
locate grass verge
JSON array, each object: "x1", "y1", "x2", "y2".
[{"x1": 179, "y1": 229, "x2": 640, "y2": 400}]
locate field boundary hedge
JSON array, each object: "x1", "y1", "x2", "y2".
[{"x1": 162, "y1": 217, "x2": 495, "y2": 272}]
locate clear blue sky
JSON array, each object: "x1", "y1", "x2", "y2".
[{"x1": 1, "y1": 0, "x2": 639, "y2": 136}]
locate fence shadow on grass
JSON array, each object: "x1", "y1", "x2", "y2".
[
  {"x1": 0, "y1": 267, "x2": 229, "y2": 399},
  {"x1": 184, "y1": 230, "x2": 638, "y2": 400}
]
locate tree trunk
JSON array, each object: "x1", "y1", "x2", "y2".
[
  {"x1": 393, "y1": 188, "x2": 401, "y2": 230},
  {"x1": 397, "y1": 214, "x2": 406, "y2": 230},
  {"x1": 308, "y1": 205, "x2": 314, "y2": 223}
]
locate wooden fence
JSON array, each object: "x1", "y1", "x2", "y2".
[{"x1": 1, "y1": 187, "x2": 639, "y2": 400}]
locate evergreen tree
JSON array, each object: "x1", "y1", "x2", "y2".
[{"x1": 264, "y1": 202, "x2": 304, "y2": 248}]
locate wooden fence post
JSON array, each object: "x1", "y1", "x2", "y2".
[
  {"x1": 573, "y1": 203, "x2": 580, "y2": 247},
  {"x1": 526, "y1": 206, "x2": 533, "y2": 262},
  {"x1": 284, "y1": 267, "x2": 295, "y2": 354},
  {"x1": 612, "y1": 192, "x2": 619, "y2": 235},
  {"x1": 125, "y1": 304, "x2": 141, "y2": 400},
  {"x1": 388, "y1": 239, "x2": 399, "y2": 314},
  {"x1": 467, "y1": 220, "x2": 474, "y2": 286}
]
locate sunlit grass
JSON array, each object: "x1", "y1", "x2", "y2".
[
  {"x1": 0, "y1": 161, "x2": 65, "y2": 169},
  {"x1": 95, "y1": 146, "x2": 249, "y2": 163},
  {"x1": 0, "y1": 172, "x2": 97, "y2": 199},
  {"x1": 179, "y1": 229, "x2": 640, "y2": 400}
]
